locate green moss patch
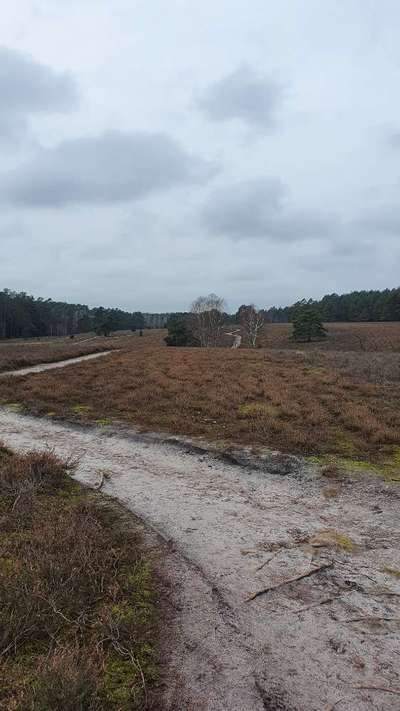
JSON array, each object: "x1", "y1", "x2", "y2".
[
  {"x1": 332, "y1": 429, "x2": 357, "y2": 457},
  {"x1": 71, "y1": 404, "x2": 92, "y2": 414},
  {"x1": 309, "y1": 529, "x2": 357, "y2": 552},
  {"x1": 308, "y1": 452, "x2": 400, "y2": 482},
  {"x1": 4, "y1": 402, "x2": 23, "y2": 412},
  {"x1": 382, "y1": 565, "x2": 400, "y2": 579},
  {"x1": 239, "y1": 402, "x2": 280, "y2": 418}
]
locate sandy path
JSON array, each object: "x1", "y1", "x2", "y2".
[
  {"x1": 0, "y1": 350, "x2": 112, "y2": 377},
  {"x1": 0, "y1": 409, "x2": 399, "y2": 710}
]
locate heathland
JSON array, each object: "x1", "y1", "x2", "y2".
[
  {"x1": 1, "y1": 323, "x2": 400, "y2": 466},
  {"x1": 0, "y1": 446, "x2": 160, "y2": 710},
  {"x1": 1, "y1": 321, "x2": 400, "y2": 709}
]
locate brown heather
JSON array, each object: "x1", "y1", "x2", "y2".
[
  {"x1": 0, "y1": 448, "x2": 159, "y2": 710},
  {"x1": 0, "y1": 332, "x2": 139, "y2": 372},
  {"x1": 1, "y1": 324, "x2": 400, "y2": 461}
]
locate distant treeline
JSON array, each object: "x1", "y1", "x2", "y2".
[
  {"x1": 0, "y1": 289, "x2": 144, "y2": 339},
  {"x1": 1, "y1": 286, "x2": 400, "y2": 340},
  {"x1": 266, "y1": 288, "x2": 400, "y2": 323}
]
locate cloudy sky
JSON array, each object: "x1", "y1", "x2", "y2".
[{"x1": 1, "y1": 1, "x2": 400, "y2": 312}]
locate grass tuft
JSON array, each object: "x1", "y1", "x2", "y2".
[
  {"x1": 382, "y1": 565, "x2": 400, "y2": 579},
  {"x1": 309, "y1": 529, "x2": 357, "y2": 551}
]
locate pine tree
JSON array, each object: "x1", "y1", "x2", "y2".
[
  {"x1": 164, "y1": 317, "x2": 198, "y2": 346},
  {"x1": 292, "y1": 305, "x2": 327, "y2": 342}
]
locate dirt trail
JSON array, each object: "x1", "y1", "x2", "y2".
[
  {"x1": 0, "y1": 350, "x2": 112, "y2": 377},
  {"x1": 0, "y1": 409, "x2": 399, "y2": 710}
]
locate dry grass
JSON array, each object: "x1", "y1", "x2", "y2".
[
  {"x1": 2, "y1": 325, "x2": 400, "y2": 463},
  {"x1": 0, "y1": 447, "x2": 159, "y2": 710},
  {"x1": 0, "y1": 331, "x2": 153, "y2": 372},
  {"x1": 263, "y1": 321, "x2": 400, "y2": 352},
  {"x1": 1, "y1": 325, "x2": 400, "y2": 462}
]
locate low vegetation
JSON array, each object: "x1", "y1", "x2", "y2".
[
  {"x1": 0, "y1": 332, "x2": 146, "y2": 373},
  {"x1": 260, "y1": 320, "x2": 400, "y2": 352},
  {"x1": 0, "y1": 447, "x2": 159, "y2": 709},
  {"x1": 2, "y1": 326, "x2": 400, "y2": 464}
]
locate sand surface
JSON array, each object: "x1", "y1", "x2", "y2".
[{"x1": 0, "y1": 407, "x2": 399, "y2": 710}]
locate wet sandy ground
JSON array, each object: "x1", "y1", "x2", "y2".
[{"x1": 0, "y1": 406, "x2": 399, "y2": 710}]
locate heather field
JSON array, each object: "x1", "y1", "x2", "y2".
[
  {"x1": 1, "y1": 323, "x2": 400, "y2": 464},
  {"x1": 0, "y1": 331, "x2": 158, "y2": 372},
  {"x1": 261, "y1": 321, "x2": 400, "y2": 352},
  {"x1": 0, "y1": 334, "x2": 113, "y2": 372},
  {"x1": 0, "y1": 447, "x2": 160, "y2": 710}
]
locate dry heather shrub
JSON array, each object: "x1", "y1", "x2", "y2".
[
  {"x1": 21, "y1": 647, "x2": 101, "y2": 711},
  {"x1": 0, "y1": 337, "x2": 122, "y2": 374},
  {"x1": 0, "y1": 505, "x2": 115, "y2": 659},
  {"x1": 3, "y1": 329, "x2": 400, "y2": 460},
  {"x1": 0, "y1": 450, "x2": 157, "y2": 710},
  {"x1": 0, "y1": 450, "x2": 73, "y2": 501},
  {"x1": 320, "y1": 463, "x2": 343, "y2": 479}
]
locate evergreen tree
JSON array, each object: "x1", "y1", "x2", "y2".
[
  {"x1": 266, "y1": 287, "x2": 400, "y2": 323},
  {"x1": 292, "y1": 305, "x2": 327, "y2": 342},
  {"x1": 164, "y1": 317, "x2": 198, "y2": 346}
]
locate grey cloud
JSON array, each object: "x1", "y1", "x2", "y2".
[
  {"x1": 0, "y1": 219, "x2": 27, "y2": 242},
  {"x1": 0, "y1": 47, "x2": 78, "y2": 147},
  {"x1": 201, "y1": 178, "x2": 332, "y2": 242},
  {"x1": 386, "y1": 130, "x2": 400, "y2": 148},
  {"x1": 0, "y1": 131, "x2": 215, "y2": 207},
  {"x1": 225, "y1": 265, "x2": 269, "y2": 283},
  {"x1": 196, "y1": 66, "x2": 282, "y2": 130},
  {"x1": 202, "y1": 178, "x2": 286, "y2": 238},
  {"x1": 0, "y1": 115, "x2": 27, "y2": 149},
  {"x1": 295, "y1": 247, "x2": 378, "y2": 272},
  {"x1": 355, "y1": 205, "x2": 400, "y2": 236},
  {"x1": 0, "y1": 47, "x2": 78, "y2": 114}
]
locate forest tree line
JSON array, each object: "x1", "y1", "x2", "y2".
[
  {"x1": 0, "y1": 289, "x2": 144, "y2": 339},
  {"x1": 0, "y1": 286, "x2": 399, "y2": 340},
  {"x1": 266, "y1": 288, "x2": 400, "y2": 323},
  {"x1": 154, "y1": 288, "x2": 400, "y2": 326}
]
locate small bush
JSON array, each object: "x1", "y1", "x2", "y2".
[
  {"x1": 0, "y1": 450, "x2": 73, "y2": 501},
  {"x1": 23, "y1": 648, "x2": 100, "y2": 711}
]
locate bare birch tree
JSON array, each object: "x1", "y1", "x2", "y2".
[
  {"x1": 239, "y1": 304, "x2": 265, "y2": 347},
  {"x1": 190, "y1": 293, "x2": 226, "y2": 347}
]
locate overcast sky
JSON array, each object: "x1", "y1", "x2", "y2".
[{"x1": 1, "y1": 1, "x2": 400, "y2": 312}]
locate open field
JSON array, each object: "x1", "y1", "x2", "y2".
[
  {"x1": 0, "y1": 321, "x2": 398, "y2": 373},
  {"x1": 0, "y1": 446, "x2": 160, "y2": 710},
  {"x1": 0, "y1": 330, "x2": 164, "y2": 373},
  {"x1": 262, "y1": 321, "x2": 400, "y2": 352},
  {"x1": 0, "y1": 334, "x2": 113, "y2": 372},
  {"x1": 1, "y1": 324, "x2": 400, "y2": 464}
]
